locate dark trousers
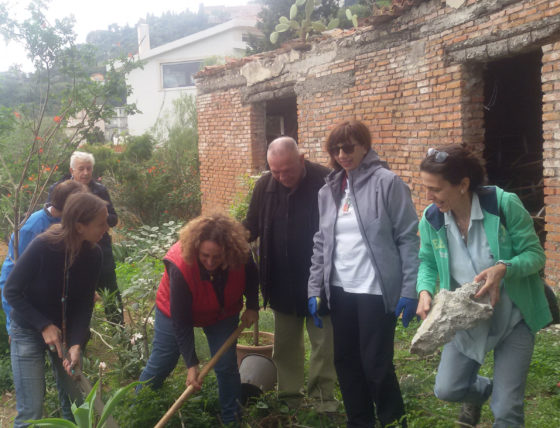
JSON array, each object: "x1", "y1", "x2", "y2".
[
  {"x1": 330, "y1": 286, "x2": 406, "y2": 428},
  {"x1": 97, "y1": 268, "x2": 124, "y2": 325}
]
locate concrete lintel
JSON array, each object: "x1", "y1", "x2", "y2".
[
  {"x1": 241, "y1": 81, "x2": 296, "y2": 104},
  {"x1": 445, "y1": 13, "x2": 560, "y2": 64},
  {"x1": 486, "y1": 39, "x2": 509, "y2": 58},
  {"x1": 531, "y1": 21, "x2": 560, "y2": 46},
  {"x1": 294, "y1": 70, "x2": 355, "y2": 98},
  {"x1": 508, "y1": 33, "x2": 533, "y2": 53}
]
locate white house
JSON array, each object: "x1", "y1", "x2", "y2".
[{"x1": 126, "y1": 17, "x2": 261, "y2": 136}]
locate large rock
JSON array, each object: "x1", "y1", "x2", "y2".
[{"x1": 410, "y1": 281, "x2": 493, "y2": 356}]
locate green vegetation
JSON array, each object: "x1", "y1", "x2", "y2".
[
  {"x1": 269, "y1": 0, "x2": 340, "y2": 44},
  {"x1": 2, "y1": 217, "x2": 558, "y2": 426}
]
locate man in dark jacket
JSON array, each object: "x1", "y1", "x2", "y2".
[
  {"x1": 244, "y1": 137, "x2": 337, "y2": 411},
  {"x1": 48, "y1": 151, "x2": 123, "y2": 325}
]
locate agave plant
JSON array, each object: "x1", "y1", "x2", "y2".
[
  {"x1": 28, "y1": 380, "x2": 141, "y2": 428},
  {"x1": 270, "y1": 0, "x2": 339, "y2": 44}
]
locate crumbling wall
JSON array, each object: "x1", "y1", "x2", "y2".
[{"x1": 196, "y1": 0, "x2": 560, "y2": 283}]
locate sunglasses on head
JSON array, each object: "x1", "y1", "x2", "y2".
[
  {"x1": 427, "y1": 148, "x2": 449, "y2": 163},
  {"x1": 329, "y1": 142, "x2": 358, "y2": 156}
]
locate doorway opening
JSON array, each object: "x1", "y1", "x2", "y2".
[
  {"x1": 265, "y1": 97, "x2": 298, "y2": 145},
  {"x1": 483, "y1": 50, "x2": 545, "y2": 244}
]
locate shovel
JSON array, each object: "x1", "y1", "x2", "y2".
[
  {"x1": 154, "y1": 323, "x2": 245, "y2": 428},
  {"x1": 58, "y1": 345, "x2": 118, "y2": 428},
  {"x1": 76, "y1": 368, "x2": 118, "y2": 428}
]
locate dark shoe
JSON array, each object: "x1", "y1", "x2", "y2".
[
  {"x1": 456, "y1": 402, "x2": 481, "y2": 427},
  {"x1": 544, "y1": 282, "x2": 559, "y2": 325}
]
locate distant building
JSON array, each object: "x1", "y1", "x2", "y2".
[{"x1": 126, "y1": 14, "x2": 261, "y2": 136}]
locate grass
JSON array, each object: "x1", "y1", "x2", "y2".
[
  {"x1": 84, "y1": 299, "x2": 560, "y2": 427},
  {"x1": 2, "y1": 273, "x2": 558, "y2": 427},
  {"x1": 395, "y1": 320, "x2": 560, "y2": 427},
  {"x1": 161, "y1": 308, "x2": 560, "y2": 428}
]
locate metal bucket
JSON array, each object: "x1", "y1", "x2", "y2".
[{"x1": 239, "y1": 353, "x2": 277, "y2": 404}]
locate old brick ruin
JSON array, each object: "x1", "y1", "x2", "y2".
[{"x1": 195, "y1": 0, "x2": 560, "y2": 284}]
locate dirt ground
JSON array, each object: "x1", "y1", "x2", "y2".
[{"x1": 0, "y1": 392, "x2": 17, "y2": 427}]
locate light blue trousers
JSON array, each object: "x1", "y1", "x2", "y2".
[
  {"x1": 10, "y1": 319, "x2": 81, "y2": 427},
  {"x1": 434, "y1": 320, "x2": 534, "y2": 428}
]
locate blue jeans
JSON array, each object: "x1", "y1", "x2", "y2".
[
  {"x1": 138, "y1": 308, "x2": 241, "y2": 424},
  {"x1": 203, "y1": 314, "x2": 242, "y2": 424},
  {"x1": 434, "y1": 320, "x2": 534, "y2": 427},
  {"x1": 10, "y1": 319, "x2": 81, "y2": 427},
  {"x1": 138, "y1": 307, "x2": 181, "y2": 390}
]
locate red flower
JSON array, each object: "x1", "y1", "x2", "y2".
[
  {"x1": 35, "y1": 136, "x2": 43, "y2": 141},
  {"x1": 38, "y1": 148, "x2": 43, "y2": 154},
  {"x1": 53, "y1": 116, "x2": 62, "y2": 123},
  {"x1": 13, "y1": 111, "x2": 20, "y2": 119}
]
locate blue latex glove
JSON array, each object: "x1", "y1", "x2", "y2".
[
  {"x1": 395, "y1": 297, "x2": 419, "y2": 328},
  {"x1": 308, "y1": 297, "x2": 323, "y2": 328}
]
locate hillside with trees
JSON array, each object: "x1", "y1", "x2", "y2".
[{"x1": 0, "y1": 5, "x2": 234, "y2": 111}]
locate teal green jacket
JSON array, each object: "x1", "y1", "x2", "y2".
[{"x1": 417, "y1": 186, "x2": 552, "y2": 333}]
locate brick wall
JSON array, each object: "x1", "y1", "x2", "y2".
[
  {"x1": 197, "y1": 0, "x2": 560, "y2": 284},
  {"x1": 198, "y1": 90, "x2": 262, "y2": 213},
  {"x1": 542, "y1": 41, "x2": 560, "y2": 282}
]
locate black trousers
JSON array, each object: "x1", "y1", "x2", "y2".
[{"x1": 330, "y1": 286, "x2": 406, "y2": 428}]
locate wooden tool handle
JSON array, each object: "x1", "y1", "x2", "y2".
[{"x1": 154, "y1": 323, "x2": 245, "y2": 428}]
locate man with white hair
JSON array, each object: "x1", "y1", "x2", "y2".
[
  {"x1": 244, "y1": 137, "x2": 337, "y2": 411},
  {"x1": 48, "y1": 151, "x2": 123, "y2": 325}
]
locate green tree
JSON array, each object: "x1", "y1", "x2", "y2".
[
  {"x1": 0, "y1": 0, "x2": 139, "y2": 256},
  {"x1": 0, "y1": 68, "x2": 35, "y2": 109},
  {"x1": 105, "y1": 95, "x2": 200, "y2": 225},
  {"x1": 85, "y1": 8, "x2": 222, "y2": 66}
]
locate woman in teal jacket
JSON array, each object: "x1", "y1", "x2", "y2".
[{"x1": 416, "y1": 145, "x2": 551, "y2": 427}]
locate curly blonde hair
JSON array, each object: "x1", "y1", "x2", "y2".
[{"x1": 179, "y1": 213, "x2": 250, "y2": 268}]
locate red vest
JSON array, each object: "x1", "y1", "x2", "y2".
[{"x1": 155, "y1": 242, "x2": 245, "y2": 326}]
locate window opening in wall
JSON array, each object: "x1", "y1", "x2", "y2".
[
  {"x1": 161, "y1": 61, "x2": 203, "y2": 89},
  {"x1": 483, "y1": 50, "x2": 544, "y2": 244},
  {"x1": 265, "y1": 97, "x2": 298, "y2": 146}
]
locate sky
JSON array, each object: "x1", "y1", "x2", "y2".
[{"x1": 0, "y1": 0, "x2": 252, "y2": 72}]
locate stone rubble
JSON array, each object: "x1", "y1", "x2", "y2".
[{"x1": 410, "y1": 281, "x2": 493, "y2": 356}]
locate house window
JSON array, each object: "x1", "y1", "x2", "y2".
[{"x1": 161, "y1": 61, "x2": 202, "y2": 89}]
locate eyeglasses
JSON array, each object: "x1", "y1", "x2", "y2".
[
  {"x1": 427, "y1": 148, "x2": 449, "y2": 163},
  {"x1": 329, "y1": 142, "x2": 358, "y2": 156}
]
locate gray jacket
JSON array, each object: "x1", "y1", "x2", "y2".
[{"x1": 308, "y1": 149, "x2": 419, "y2": 313}]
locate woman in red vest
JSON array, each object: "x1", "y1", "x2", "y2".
[{"x1": 138, "y1": 213, "x2": 259, "y2": 424}]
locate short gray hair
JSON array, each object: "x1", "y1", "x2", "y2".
[
  {"x1": 267, "y1": 136, "x2": 299, "y2": 159},
  {"x1": 70, "y1": 151, "x2": 95, "y2": 169}
]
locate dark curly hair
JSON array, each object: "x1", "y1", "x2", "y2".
[
  {"x1": 179, "y1": 213, "x2": 249, "y2": 269},
  {"x1": 420, "y1": 144, "x2": 486, "y2": 190}
]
